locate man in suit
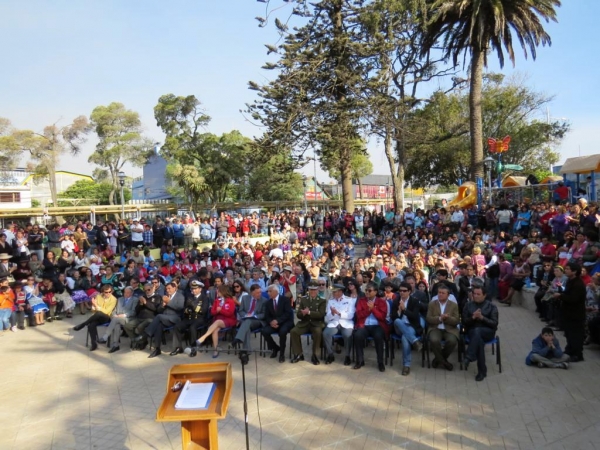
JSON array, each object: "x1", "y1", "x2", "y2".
[
  {"x1": 555, "y1": 262, "x2": 587, "y2": 362},
  {"x1": 290, "y1": 280, "x2": 326, "y2": 365},
  {"x1": 137, "y1": 282, "x2": 185, "y2": 358},
  {"x1": 171, "y1": 280, "x2": 210, "y2": 357},
  {"x1": 323, "y1": 283, "x2": 356, "y2": 366},
  {"x1": 261, "y1": 284, "x2": 294, "y2": 363},
  {"x1": 392, "y1": 282, "x2": 424, "y2": 376},
  {"x1": 426, "y1": 284, "x2": 460, "y2": 370},
  {"x1": 233, "y1": 283, "x2": 266, "y2": 351},
  {"x1": 353, "y1": 281, "x2": 389, "y2": 372},
  {"x1": 462, "y1": 285, "x2": 499, "y2": 381},
  {"x1": 98, "y1": 286, "x2": 139, "y2": 354}
]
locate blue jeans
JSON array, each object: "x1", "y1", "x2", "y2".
[
  {"x1": 487, "y1": 278, "x2": 498, "y2": 300},
  {"x1": 393, "y1": 318, "x2": 419, "y2": 367},
  {"x1": 0, "y1": 308, "x2": 11, "y2": 330}
]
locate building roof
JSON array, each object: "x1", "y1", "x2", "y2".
[
  {"x1": 358, "y1": 175, "x2": 393, "y2": 186},
  {"x1": 559, "y1": 155, "x2": 600, "y2": 175},
  {"x1": 21, "y1": 171, "x2": 93, "y2": 186}
]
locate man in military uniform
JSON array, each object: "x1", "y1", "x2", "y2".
[
  {"x1": 170, "y1": 280, "x2": 209, "y2": 357},
  {"x1": 290, "y1": 280, "x2": 326, "y2": 365},
  {"x1": 323, "y1": 283, "x2": 356, "y2": 366}
]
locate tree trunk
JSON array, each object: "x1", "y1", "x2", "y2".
[
  {"x1": 340, "y1": 157, "x2": 354, "y2": 212},
  {"x1": 469, "y1": 47, "x2": 485, "y2": 181},
  {"x1": 384, "y1": 129, "x2": 403, "y2": 211},
  {"x1": 357, "y1": 178, "x2": 363, "y2": 200}
]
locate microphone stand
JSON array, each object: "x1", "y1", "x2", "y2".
[{"x1": 239, "y1": 349, "x2": 250, "y2": 450}]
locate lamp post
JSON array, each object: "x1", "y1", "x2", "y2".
[
  {"x1": 302, "y1": 176, "x2": 308, "y2": 212},
  {"x1": 118, "y1": 171, "x2": 126, "y2": 218},
  {"x1": 483, "y1": 156, "x2": 495, "y2": 205}
]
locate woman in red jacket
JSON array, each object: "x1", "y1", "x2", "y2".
[{"x1": 196, "y1": 284, "x2": 237, "y2": 358}]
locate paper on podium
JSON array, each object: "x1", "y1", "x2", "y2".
[{"x1": 174, "y1": 381, "x2": 216, "y2": 410}]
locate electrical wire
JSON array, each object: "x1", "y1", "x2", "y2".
[{"x1": 255, "y1": 352, "x2": 263, "y2": 450}]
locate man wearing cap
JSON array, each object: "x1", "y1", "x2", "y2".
[
  {"x1": 171, "y1": 280, "x2": 209, "y2": 356},
  {"x1": 323, "y1": 283, "x2": 355, "y2": 365},
  {"x1": 233, "y1": 283, "x2": 266, "y2": 351},
  {"x1": 124, "y1": 281, "x2": 162, "y2": 349},
  {"x1": 290, "y1": 280, "x2": 326, "y2": 365},
  {"x1": 0, "y1": 254, "x2": 13, "y2": 279}
]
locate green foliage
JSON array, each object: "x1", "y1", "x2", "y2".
[
  {"x1": 0, "y1": 116, "x2": 90, "y2": 205},
  {"x1": 31, "y1": 199, "x2": 41, "y2": 207},
  {"x1": 247, "y1": 156, "x2": 305, "y2": 202},
  {"x1": 405, "y1": 75, "x2": 566, "y2": 188},
  {"x1": 89, "y1": 102, "x2": 153, "y2": 205},
  {"x1": 328, "y1": 147, "x2": 373, "y2": 182},
  {"x1": 247, "y1": 0, "x2": 370, "y2": 211},
  {"x1": 58, "y1": 180, "x2": 131, "y2": 206}
]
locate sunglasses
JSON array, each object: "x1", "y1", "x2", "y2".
[{"x1": 319, "y1": 284, "x2": 326, "y2": 287}]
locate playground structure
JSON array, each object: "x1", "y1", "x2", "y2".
[{"x1": 447, "y1": 176, "x2": 566, "y2": 208}]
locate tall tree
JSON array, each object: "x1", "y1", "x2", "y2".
[
  {"x1": 0, "y1": 117, "x2": 89, "y2": 206},
  {"x1": 328, "y1": 147, "x2": 373, "y2": 199},
  {"x1": 420, "y1": 0, "x2": 561, "y2": 181},
  {"x1": 248, "y1": 0, "x2": 368, "y2": 212},
  {"x1": 405, "y1": 74, "x2": 567, "y2": 188},
  {"x1": 89, "y1": 102, "x2": 154, "y2": 209},
  {"x1": 355, "y1": 0, "x2": 458, "y2": 210}
]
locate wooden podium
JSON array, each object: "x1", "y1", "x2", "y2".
[{"x1": 157, "y1": 363, "x2": 233, "y2": 450}]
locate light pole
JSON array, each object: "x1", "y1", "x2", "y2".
[
  {"x1": 483, "y1": 156, "x2": 495, "y2": 205},
  {"x1": 118, "y1": 171, "x2": 126, "y2": 218},
  {"x1": 302, "y1": 176, "x2": 308, "y2": 212}
]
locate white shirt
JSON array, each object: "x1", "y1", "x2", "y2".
[
  {"x1": 130, "y1": 224, "x2": 144, "y2": 241},
  {"x1": 437, "y1": 301, "x2": 448, "y2": 330},
  {"x1": 324, "y1": 295, "x2": 356, "y2": 329}
]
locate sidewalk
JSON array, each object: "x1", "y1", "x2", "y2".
[{"x1": 1, "y1": 302, "x2": 599, "y2": 449}]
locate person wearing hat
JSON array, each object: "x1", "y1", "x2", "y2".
[
  {"x1": 289, "y1": 280, "x2": 326, "y2": 365},
  {"x1": 124, "y1": 281, "x2": 163, "y2": 349},
  {"x1": 0, "y1": 253, "x2": 14, "y2": 279},
  {"x1": 281, "y1": 264, "x2": 297, "y2": 304},
  {"x1": 171, "y1": 280, "x2": 209, "y2": 357},
  {"x1": 323, "y1": 283, "x2": 355, "y2": 365}
]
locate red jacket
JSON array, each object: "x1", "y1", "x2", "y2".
[
  {"x1": 210, "y1": 296, "x2": 237, "y2": 320},
  {"x1": 355, "y1": 296, "x2": 389, "y2": 336}
]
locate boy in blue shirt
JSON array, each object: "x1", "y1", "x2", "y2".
[{"x1": 526, "y1": 327, "x2": 570, "y2": 369}]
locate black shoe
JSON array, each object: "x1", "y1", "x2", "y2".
[
  {"x1": 108, "y1": 346, "x2": 120, "y2": 354},
  {"x1": 311, "y1": 355, "x2": 320, "y2": 365},
  {"x1": 17, "y1": 326, "x2": 25, "y2": 330},
  {"x1": 73, "y1": 324, "x2": 84, "y2": 332},
  {"x1": 463, "y1": 357, "x2": 471, "y2": 372},
  {"x1": 270, "y1": 346, "x2": 280, "y2": 359},
  {"x1": 442, "y1": 360, "x2": 454, "y2": 371},
  {"x1": 431, "y1": 359, "x2": 440, "y2": 368},
  {"x1": 291, "y1": 354, "x2": 304, "y2": 364},
  {"x1": 133, "y1": 335, "x2": 145, "y2": 343},
  {"x1": 148, "y1": 348, "x2": 162, "y2": 358},
  {"x1": 378, "y1": 362, "x2": 385, "y2": 372},
  {"x1": 569, "y1": 355, "x2": 584, "y2": 362},
  {"x1": 170, "y1": 347, "x2": 183, "y2": 356},
  {"x1": 55, "y1": 316, "x2": 63, "y2": 321},
  {"x1": 137, "y1": 340, "x2": 148, "y2": 351},
  {"x1": 90, "y1": 343, "x2": 98, "y2": 351},
  {"x1": 344, "y1": 356, "x2": 352, "y2": 366},
  {"x1": 278, "y1": 354, "x2": 285, "y2": 363},
  {"x1": 401, "y1": 366, "x2": 410, "y2": 376},
  {"x1": 353, "y1": 361, "x2": 364, "y2": 370},
  {"x1": 325, "y1": 354, "x2": 334, "y2": 364},
  {"x1": 189, "y1": 348, "x2": 197, "y2": 357},
  {"x1": 475, "y1": 372, "x2": 486, "y2": 382}
]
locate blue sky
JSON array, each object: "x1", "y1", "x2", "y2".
[{"x1": 0, "y1": 0, "x2": 597, "y2": 182}]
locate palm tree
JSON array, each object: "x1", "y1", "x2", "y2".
[{"x1": 420, "y1": 0, "x2": 561, "y2": 180}]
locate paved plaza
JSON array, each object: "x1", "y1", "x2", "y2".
[{"x1": 1, "y1": 301, "x2": 600, "y2": 450}]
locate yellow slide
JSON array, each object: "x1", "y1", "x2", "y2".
[{"x1": 447, "y1": 181, "x2": 477, "y2": 208}]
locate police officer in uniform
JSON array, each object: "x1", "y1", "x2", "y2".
[
  {"x1": 170, "y1": 280, "x2": 209, "y2": 357},
  {"x1": 323, "y1": 283, "x2": 356, "y2": 365},
  {"x1": 290, "y1": 280, "x2": 326, "y2": 365}
]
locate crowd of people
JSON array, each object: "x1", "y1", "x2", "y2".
[{"x1": 0, "y1": 196, "x2": 597, "y2": 380}]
